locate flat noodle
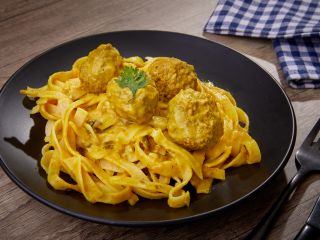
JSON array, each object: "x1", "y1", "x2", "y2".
[{"x1": 20, "y1": 48, "x2": 261, "y2": 208}]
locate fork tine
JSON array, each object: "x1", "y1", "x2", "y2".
[{"x1": 301, "y1": 118, "x2": 320, "y2": 147}]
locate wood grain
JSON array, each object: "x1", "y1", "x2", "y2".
[{"x1": 0, "y1": 0, "x2": 319, "y2": 239}]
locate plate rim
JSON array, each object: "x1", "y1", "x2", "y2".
[{"x1": 0, "y1": 30, "x2": 297, "y2": 226}]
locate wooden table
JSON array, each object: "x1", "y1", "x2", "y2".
[{"x1": 1, "y1": 0, "x2": 319, "y2": 239}]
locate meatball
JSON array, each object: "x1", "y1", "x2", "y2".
[
  {"x1": 145, "y1": 57, "x2": 197, "y2": 101},
  {"x1": 79, "y1": 44, "x2": 123, "y2": 93},
  {"x1": 107, "y1": 77, "x2": 158, "y2": 124},
  {"x1": 167, "y1": 89, "x2": 223, "y2": 150}
]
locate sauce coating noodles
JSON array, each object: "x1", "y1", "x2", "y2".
[{"x1": 21, "y1": 44, "x2": 261, "y2": 208}]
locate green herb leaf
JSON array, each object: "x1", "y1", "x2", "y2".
[{"x1": 116, "y1": 66, "x2": 148, "y2": 95}]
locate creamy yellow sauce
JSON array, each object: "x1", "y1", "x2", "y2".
[{"x1": 20, "y1": 44, "x2": 261, "y2": 208}]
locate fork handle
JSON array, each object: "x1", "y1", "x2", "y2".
[
  {"x1": 245, "y1": 168, "x2": 309, "y2": 240},
  {"x1": 294, "y1": 225, "x2": 320, "y2": 240}
]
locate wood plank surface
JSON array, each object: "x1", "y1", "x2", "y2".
[{"x1": 0, "y1": 0, "x2": 319, "y2": 239}]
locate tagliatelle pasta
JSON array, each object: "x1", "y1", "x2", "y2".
[{"x1": 21, "y1": 44, "x2": 261, "y2": 208}]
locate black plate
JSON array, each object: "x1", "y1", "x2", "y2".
[{"x1": 0, "y1": 30, "x2": 296, "y2": 226}]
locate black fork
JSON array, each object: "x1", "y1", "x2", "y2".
[{"x1": 246, "y1": 118, "x2": 320, "y2": 240}]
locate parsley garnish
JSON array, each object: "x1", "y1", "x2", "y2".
[{"x1": 116, "y1": 66, "x2": 148, "y2": 95}]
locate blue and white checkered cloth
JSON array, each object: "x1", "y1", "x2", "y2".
[{"x1": 204, "y1": 0, "x2": 320, "y2": 89}]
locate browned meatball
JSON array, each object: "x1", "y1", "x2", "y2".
[
  {"x1": 79, "y1": 44, "x2": 123, "y2": 93},
  {"x1": 107, "y1": 76, "x2": 158, "y2": 124},
  {"x1": 167, "y1": 89, "x2": 223, "y2": 150},
  {"x1": 145, "y1": 57, "x2": 197, "y2": 101}
]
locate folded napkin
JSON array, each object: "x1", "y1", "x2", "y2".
[{"x1": 204, "y1": 0, "x2": 320, "y2": 88}]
